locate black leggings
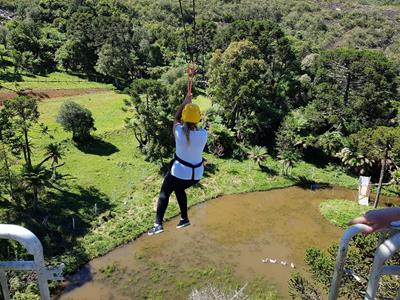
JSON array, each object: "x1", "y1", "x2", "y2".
[{"x1": 155, "y1": 172, "x2": 199, "y2": 225}]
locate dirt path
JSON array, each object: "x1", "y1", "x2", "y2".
[{"x1": 0, "y1": 88, "x2": 111, "y2": 105}]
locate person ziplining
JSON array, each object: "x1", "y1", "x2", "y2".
[
  {"x1": 148, "y1": 68, "x2": 207, "y2": 235},
  {"x1": 148, "y1": 0, "x2": 207, "y2": 236}
]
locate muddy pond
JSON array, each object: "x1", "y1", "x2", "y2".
[{"x1": 59, "y1": 186, "x2": 367, "y2": 299}]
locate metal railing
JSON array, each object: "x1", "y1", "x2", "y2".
[
  {"x1": 329, "y1": 224, "x2": 400, "y2": 300},
  {"x1": 0, "y1": 224, "x2": 64, "y2": 300}
]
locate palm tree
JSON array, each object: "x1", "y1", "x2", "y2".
[
  {"x1": 21, "y1": 164, "x2": 49, "y2": 211},
  {"x1": 336, "y1": 147, "x2": 374, "y2": 175},
  {"x1": 247, "y1": 146, "x2": 268, "y2": 169},
  {"x1": 38, "y1": 142, "x2": 64, "y2": 180},
  {"x1": 279, "y1": 158, "x2": 294, "y2": 176}
]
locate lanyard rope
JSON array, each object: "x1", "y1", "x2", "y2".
[{"x1": 178, "y1": 0, "x2": 197, "y2": 97}]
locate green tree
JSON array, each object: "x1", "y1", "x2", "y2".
[
  {"x1": 57, "y1": 101, "x2": 95, "y2": 143},
  {"x1": 10, "y1": 49, "x2": 22, "y2": 75},
  {"x1": 6, "y1": 19, "x2": 57, "y2": 73},
  {"x1": 124, "y1": 79, "x2": 176, "y2": 162},
  {"x1": 348, "y1": 127, "x2": 400, "y2": 207},
  {"x1": 0, "y1": 111, "x2": 16, "y2": 199},
  {"x1": 21, "y1": 164, "x2": 50, "y2": 211},
  {"x1": 0, "y1": 47, "x2": 9, "y2": 71},
  {"x1": 95, "y1": 43, "x2": 138, "y2": 85},
  {"x1": 208, "y1": 39, "x2": 273, "y2": 145},
  {"x1": 335, "y1": 147, "x2": 374, "y2": 176},
  {"x1": 302, "y1": 233, "x2": 400, "y2": 299},
  {"x1": 289, "y1": 272, "x2": 320, "y2": 300},
  {"x1": 62, "y1": 1, "x2": 143, "y2": 76},
  {"x1": 39, "y1": 142, "x2": 64, "y2": 181},
  {"x1": 1, "y1": 96, "x2": 39, "y2": 169},
  {"x1": 6, "y1": 20, "x2": 41, "y2": 55},
  {"x1": 55, "y1": 39, "x2": 90, "y2": 72},
  {"x1": 214, "y1": 20, "x2": 302, "y2": 109},
  {"x1": 311, "y1": 48, "x2": 398, "y2": 135},
  {"x1": 274, "y1": 108, "x2": 309, "y2": 175}
]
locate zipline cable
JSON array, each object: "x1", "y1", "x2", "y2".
[
  {"x1": 192, "y1": 0, "x2": 197, "y2": 63},
  {"x1": 178, "y1": 0, "x2": 191, "y2": 64},
  {"x1": 178, "y1": 0, "x2": 198, "y2": 98}
]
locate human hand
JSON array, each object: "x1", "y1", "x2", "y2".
[{"x1": 350, "y1": 208, "x2": 400, "y2": 234}]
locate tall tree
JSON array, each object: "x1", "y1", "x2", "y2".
[
  {"x1": 124, "y1": 79, "x2": 175, "y2": 162},
  {"x1": 214, "y1": 20, "x2": 302, "y2": 109},
  {"x1": 0, "y1": 111, "x2": 15, "y2": 198},
  {"x1": 208, "y1": 39, "x2": 278, "y2": 145},
  {"x1": 311, "y1": 48, "x2": 398, "y2": 135},
  {"x1": 349, "y1": 127, "x2": 400, "y2": 207},
  {"x1": 95, "y1": 43, "x2": 138, "y2": 85},
  {"x1": 1, "y1": 96, "x2": 39, "y2": 169}
]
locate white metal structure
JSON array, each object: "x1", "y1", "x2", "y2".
[
  {"x1": 329, "y1": 224, "x2": 400, "y2": 300},
  {"x1": 0, "y1": 224, "x2": 64, "y2": 300}
]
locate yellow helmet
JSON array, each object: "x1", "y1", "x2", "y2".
[{"x1": 181, "y1": 103, "x2": 201, "y2": 123}]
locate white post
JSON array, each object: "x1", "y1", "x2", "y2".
[{"x1": 358, "y1": 176, "x2": 371, "y2": 206}]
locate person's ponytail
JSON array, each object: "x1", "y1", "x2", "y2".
[
  {"x1": 183, "y1": 122, "x2": 191, "y2": 144},
  {"x1": 182, "y1": 122, "x2": 197, "y2": 144}
]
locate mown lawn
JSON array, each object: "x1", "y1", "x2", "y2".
[
  {"x1": 35, "y1": 91, "x2": 128, "y2": 141},
  {"x1": 319, "y1": 199, "x2": 372, "y2": 228},
  {"x1": 0, "y1": 71, "x2": 113, "y2": 90}
]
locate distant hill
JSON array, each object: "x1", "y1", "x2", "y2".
[
  {"x1": 0, "y1": 0, "x2": 399, "y2": 62},
  {"x1": 127, "y1": 0, "x2": 400, "y2": 61}
]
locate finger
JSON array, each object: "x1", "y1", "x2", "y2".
[
  {"x1": 363, "y1": 225, "x2": 376, "y2": 235},
  {"x1": 349, "y1": 215, "x2": 368, "y2": 225}
]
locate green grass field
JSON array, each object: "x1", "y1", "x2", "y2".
[
  {"x1": 35, "y1": 91, "x2": 128, "y2": 140},
  {"x1": 319, "y1": 199, "x2": 372, "y2": 228},
  {"x1": 0, "y1": 71, "x2": 113, "y2": 90}
]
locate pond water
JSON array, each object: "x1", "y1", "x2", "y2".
[{"x1": 58, "y1": 186, "x2": 366, "y2": 299}]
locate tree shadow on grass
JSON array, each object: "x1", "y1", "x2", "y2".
[
  {"x1": 75, "y1": 137, "x2": 119, "y2": 156},
  {"x1": 287, "y1": 175, "x2": 332, "y2": 190},
  {"x1": 203, "y1": 161, "x2": 218, "y2": 178},
  {"x1": 6, "y1": 184, "x2": 114, "y2": 259},
  {"x1": 259, "y1": 164, "x2": 278, "y2": 176},
  {"x1": 0, "y1": 72, "x2": 22, "y2": 82}
]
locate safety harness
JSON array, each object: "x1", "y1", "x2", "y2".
[{"x1": 174, "y1": 154, "x2": 204, "y2": 180}]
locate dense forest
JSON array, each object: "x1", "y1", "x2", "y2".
[{"x1": 0, "y1": 0, "x2": 399, "y2": 299}]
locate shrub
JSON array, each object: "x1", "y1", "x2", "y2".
[{"x1": 56, "y1": 101, "x2": 95, "y2": 143}]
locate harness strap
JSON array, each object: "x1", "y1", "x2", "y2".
[{"x1": 174, "y1": 154, "x2": 204, "y2": 180}]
